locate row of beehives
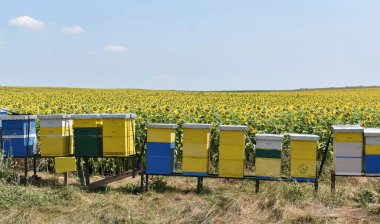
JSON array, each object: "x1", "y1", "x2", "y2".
[
  {"x1": 1, "y1": 110, "x2": 379, "y2": 178},
  {"x1": 146, "y1": 124, "x2": 380, "y2": 178},
  {"x1": 0, "y1": 114, "x2": 137, "y2": 158},
  {"x1": 146, "y1": 123, "x2": 321, "y2": 180},
  {"x1": 333, "y1": 125, "x2": 380, "y2": 176}
]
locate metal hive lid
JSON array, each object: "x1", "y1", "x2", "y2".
[
  {"x1": 182, "y1": 123, "x2": 213, "y2": 129},
  {"x1": 70, "y1": 114, "x2": 100, "y2": 119},
  {"x1": 219, "y1": 125, "x2": 248, "y2": 131},
  {"x1": 288, "y1": 134, "x2": 320, "y2": 141},
  {"x1": 255, "y1": 134, "x2": 284, "y2": 141},
  {"x1": 0, "y1": 115, "x2": 37, "y2": 120},
  {"x1": 38, "y1": 114, "x2": 71, "y2": 119},
  {"x1": 332, "y1": 125, "x2": 363, "y2": 133},
  {"x1": 364, "y1": 128, "x2": 380, "y2": 137},
  {"x1": 99, "y1": 113, "x2": 137, "y2": 119},
  {"x1": 146, "y1": 123, "x2": 178, "y2": 129}
]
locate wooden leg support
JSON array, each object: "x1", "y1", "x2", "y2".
[
  {"x1": 314, "y1": 180, "x2": 319, "y2": 192},
  {"x1": 76, "y1": 158, "x2": 85, "y2": 188},
  {"x1": 331, "y1": 170, "x2": 336, "y2": 193},
  {"x1": 33, "y1": 157, "x2": 37, "y2": 177},
  {"x1": 83, "y1": 158, "x2": 90, "y2": 186},
  {"x1": 24, "y1": 157, "x2": 28, "y2": 185},
  {"x1": 64, "y1": 172, "x2": 68, "y2": 186},
  {"x1": 255, "y1": 180, "x2": 260, "y2": 193},
  {"x1": 145, "y1": 174, "x2": 149, "y2": 192},
  {"x1": 140, "y1": 173, "x2": 144, "y2": 192},
  {"x1": 197, "y1": 177, "x2": 203, "y2": 193}
]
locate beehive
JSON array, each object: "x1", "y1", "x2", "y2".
[
  {"x1": 289, "y1": 134, "x2": 319, "y2": 178},
  {"x1": 146, "y1": 123, "x2": 178, "y2": 174},
  {"x1": 38, "y1": 114, "x2": 73, "y2": 157},
  {"x1": 255, "y1": 134, "x2": 284, "y2": 178},
  {"x1": 0, "y1": 115, "x2": 37, "y2": 157},
  {"x1": 332, "y1": 125, "x2": 363, "y2": 176},
  {"x1": 182, "y1": 123, "x2": 212, "y2": 176},
  {"x1": 100, "y1": 114, "x2": 137, "y2": 157},
  {"x1": 55, "y1": 157, "x2": 77, "y2": 173},
  {"x1": 0, "y1": 108, "x2": 7, "y2": 150},
  {"x1": 364, "y1": 128, "x2": 380, "y2": 176},
  {"x1": 72, "y1": 114, "x2": 102, "y2": 157},
  {"x1": 218, "y1": 125, "x2": 248, "y2": 178}
]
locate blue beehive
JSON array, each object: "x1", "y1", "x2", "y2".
[
  {"x1": 0, "y1": 108, "x2": 7, "y2": 151},
  {"x1": 364, "y1": 128, "x2": 380, "y2": 175},
  {"x1": 0, "y1": 115, "x2": 37, "y2": 157},
  {"x1": 146, "y1": 124, "x2": 178, "y2": 175}
]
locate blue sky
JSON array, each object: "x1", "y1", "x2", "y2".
[{"x1": 0, "y1": 1, "x2": 379, "y2": 90}]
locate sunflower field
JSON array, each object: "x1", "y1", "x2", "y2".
[{"x1": 1, "y1": 86, "x2": 380, "y2": 175}]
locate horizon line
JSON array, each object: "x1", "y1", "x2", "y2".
[{"x1": 0, "y1": 85, "x2": 379, "y2": 92}]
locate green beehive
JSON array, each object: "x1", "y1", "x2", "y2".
[{"x1": 72, "y1": 115, "x2": 103, "y2": 157}]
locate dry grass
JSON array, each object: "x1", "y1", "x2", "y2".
[{"x1": 0, "y1": 172, "x2": 379, "y2": 224}]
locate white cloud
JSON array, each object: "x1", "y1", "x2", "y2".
[
  {"x1": 103, "y1": 45, "x2": 126, "y2": 53},
  {"x1": 0, "y1": 41, "x2": 6, "y2": 48},
  {"x1": 62, "y1": 26, "x2": 85, "y2": 34},
  {"x1": 9, "y1": 16, "x2": 45, "y2": 30}
]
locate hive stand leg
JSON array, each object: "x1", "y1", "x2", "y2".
[
  {"x1": 76, "y1": 158, "x2": 85, "y2": 187},
  {"x1": 331, "y1": 170, "x2": 336, "y2": 193},
  {"x1": 33, "y1": 157, "x2": 37, "y2": 177},
  {"x1": 83, "y1": 158, "x2": 90, "y2": 186},
  {"x1": 197, "y1": 177, "x2": 203, "y2": 193},
  {"x1": 145, "y1": 174, "x2": 149, "y2": 192},
  {"x1": 131, "y1": 157, "x2": 136, "y2": 178},
  {"x1": 63, "y1": 172, "x2": 68, "y2": 186},
  {"x1": 140, "y1": 173, "x2": 144, "y2": 192},
  {"x1": 24, "y1": 157, "x2": 28, "y2": 185},
  {"x1": 255, "y1": 180, "x2": 260, "y2": 193},
  {"x1": 314, "y1": 180, "x2": 319, "y2": 192}
]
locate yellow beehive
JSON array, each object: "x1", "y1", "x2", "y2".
[
  {"x1": 100, "y1": 114, "x2": 137, "y2": 157},
  {"x1": 218, "y1": 125, "x2": 248, "y2": 178},
  {"x1": 55, "y1": 157, "x2": 77, "y2": 173},
  {"x1": 255, "y1": 134, "x2": 284, "y2": 177},
  {"x1": 289, "y1": 134, "x2": 319, "y2": 178},
  {"x1": 38, "y1": 115, "x2": 73, "y2": 157},
  {"x1": 182, "y1": 123, "x2": 212, "y2": 176}
]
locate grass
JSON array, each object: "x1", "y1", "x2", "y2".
[{"x1": 0, "y1": 172, "x2": 379, "y2": 224}]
